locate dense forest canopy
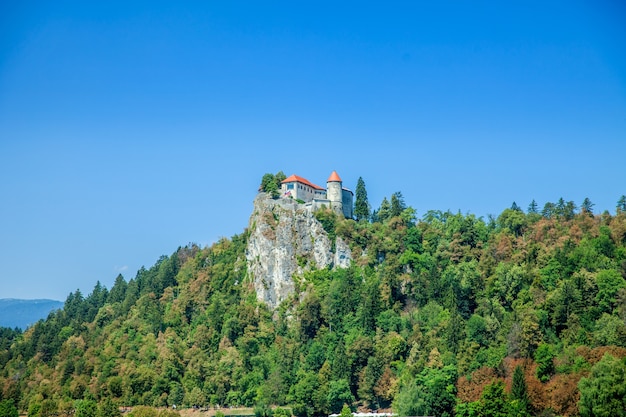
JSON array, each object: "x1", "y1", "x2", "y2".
[{"x1": 1, "y1": 184, "x2": 626, "y2": 417}]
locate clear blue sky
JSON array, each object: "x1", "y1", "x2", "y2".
[{"x1": 1, "y1": 1, "x2": 625, "y2": 301}]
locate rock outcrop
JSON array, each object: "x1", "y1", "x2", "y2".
[{"x1": 245, "y1": 193, "x2": 352, "y2": 309}]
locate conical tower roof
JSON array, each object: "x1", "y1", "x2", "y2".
[{"x1": 327, "y1": 171, "x2": 342, "y2": 182}]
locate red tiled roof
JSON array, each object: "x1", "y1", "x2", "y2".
[
  {"x1": 327, "y1": 170, "x2": 342, "y2": 182},
  {"x1": 281, "y1": 174, "x2": 325, "y2": 190}
]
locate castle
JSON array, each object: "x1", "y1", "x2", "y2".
[{"x1": 280, "y1": 171, "x2": 354, "y2": 219}]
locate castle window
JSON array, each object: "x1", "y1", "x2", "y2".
[{"x1": 287, "y1": 184, "x2": 294, "y2": 190}]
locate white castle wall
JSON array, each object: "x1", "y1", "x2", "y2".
[
  {"x1": 282, "y1": 182, "x2": 319, "y2": 201},
  {"x1": 280, "y1": 173, "x2": 353, "y2": 219},
  {"x1": 326, "y1": 180, "x2": 342, "y2": 214}
]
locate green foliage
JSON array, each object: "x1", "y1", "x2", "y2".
[
  {"x1": 339, "y1": 404, "x2": 352, "y2": 417},
  {"x1": 534, "y1": 343, "x2": 555, "y2": 382},
  {"x1": 128, "y1": 406, "x2": 158, "y2": 417},
  {"x1": 327, "y1": 379, "x2": 354, "y2": 413},
  {"x1": 0, "y1": 400, "x2": 18, "y2": 417},
  {"x1": 2, "y1": 190, "x2": 626, "y2": 417},
  {"x1": 595, "y1": 269, "x2": 626, "y2": 314},
  {"x1": 260, "y1": 171, "x2": 286, "y2": 198},
  {"x1": 272, "y1": 408, "x2": 290, "y2": 417},
  {"x1": 390, "y1": 192, "x2": 406, "y2": 218},
  {"x1": 314, "y1": 208, "x2": 337, "y2": 250},
  {"x1": 288, "y1": 371, "x2": 323, "y2": 417},
  {"x1": 497, "y1": 208, "x2": 527, "y2": 237},
  {"x1": 511, "y1": 365, "x2": 529, "y2": 413},
  {"x1": 75, "y1": 400, "x2": 97, "y2": 417},
  {"x1": 354, "y1": 177, "x2": 370, "y2": 222},
  {"x1": 480, "y1": 381, "x2": 509, "y2": 417},
  {"x1": 455, "y1": 401, "x2": 482, "y2": 417},
  {"x1": 578, "y1": 354, "x2": 626, "y2": 417},
  {"x1": 374, "y1": 197, "x2": 391, "y2": 223},
  {"x1": 254, "y1": 403, "x2": 273, "y2": 417},
  {"x1": 97, "y1": 398, "x2": 120, "y2": 417},
  {"x1": 394, "y1": 365, "x2": 457, "y2": 417}
]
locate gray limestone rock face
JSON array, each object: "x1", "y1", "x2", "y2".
[{"x1": 245, "y1": 193, "x2": 353, "y2": 310}]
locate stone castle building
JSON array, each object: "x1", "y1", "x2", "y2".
[{"x1": 280, "y1": 171, "x2": 354, "y2": 218}]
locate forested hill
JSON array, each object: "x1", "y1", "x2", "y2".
[
  {"x1": 1, "y1": 193, "x2": 626, "y2": 417},
  {"x1": 0, "y1": 299, "x2": 63, "y2": 330}
]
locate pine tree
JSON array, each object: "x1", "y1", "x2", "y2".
[
  {"x1": 377, "y1": 198, "x2": 391, "y2": 222},
  {"x1": 542, "y1": 202, "x2": 554, "y2": 219},
  {"x1": 390, "y1": 192, "x2": 406, "y2": 217},
  {"x1": 581, "y1": 198, "x2": 594, "y2": 216},
  {"x1": 617, "y1": 195, "x2": 626, "y2": 213},
  {"x1": 511, "y1": 365, "x2": 530, "y2": 416},
  {"x1": 527, "y1": 200, "x2": 538, "y2": 214},
  {"x1": 354, "y1": 177, "x2": 370, "y2": 221}
]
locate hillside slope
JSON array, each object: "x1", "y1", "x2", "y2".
[
  {"x1": 1, "y1": 197, "x2": 625, "y2": 417},
  {"x1": 0, "y1": 298, "x2": 63, "y2": 329}
]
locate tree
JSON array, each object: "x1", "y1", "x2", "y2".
[
  {"x1": 617, "y1": 195, "x2": 626, "y2": 213},
  {"x1": 578, "y1": 354, "x2": 626, "y2": 417},
  {"x1": 390, "y1": 192, "x2": 406, "y2": 218},
  {"x1": 327, "y1": 379, "x2": 355, "y2": 413},
  {"x1": 377, "y1": 198, "x2": 391, "y2": 222},
  {"x1": 288, "y1": 371, "x2": 323, "y2": 417},
  {"x1": 511, "y1": 365, "x2": 530, "y2": 416},
  {"x1": 393, "y1": 365, "x2": 457, "y2": 417},
  {"x1": 128, "y1": 406, "x2": 158, "y2": 417},
  {"x1": 260, "y1": 173, "x2": 276, "y2": 192},
  {"x1": 75, "y1": 400, "x2": 97, "y2": 417},
  {"x1": 480, "y1": 381, "x2": 509, "y2": 417},
  {"x1": 354, "y1": 177, "x2": 370, "y2": 222},
  {"x1": 542, "y1": 202, "x2": 555, "y2": 219},
  {"x1": 97, "y1": 398, "x2": 121, "y2": 417},
  {"x1": 511, "y1": 202, "x2": 522, "y2": 212},
  {"x1": 497, "y1": 209, "x2": 527, "y2": 237},
  {"x1": 564, "y1": 200, "x2": 577, "y2": 220},
  {"x1": 596, "y1": 269, "x2": 626, "y2": 314},
  {"x1": 253, "y1": 403, "x2": 273, "y2": 417},
  {"x1": 555, "y1": 198, "x2": 566, "y2": 218},
  {"x1": 259, "y1": 171, "x2": 285, "y2": 198},
  {"x1": 534, "y1": 344, "x2": 555, "y2": 382},
  {"x1": 107, "y1": 274, "x2": 127, "y2": 304},
  {"x1": 527, "y1": 200, "x2": 538, "y2": 214},
  {"x1": 339, "y1": 404, "x2": 352, "y2": 417},
  {"x1": 0, "y1": 400, "x2": 18, "y2": 417},
  {"x1": 581, "y1": 198, "x2": 595, "y2": 216},
  {"x1": 275, "y1": 171, "x2": 287, "y2": 184},
  {"x1": 39, "y1": 400, "x2": 58, "y2": 417}
]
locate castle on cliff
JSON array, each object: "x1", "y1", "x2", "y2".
[{"x1": 280, "y1": 171, "x2": 354, "y2": 219}]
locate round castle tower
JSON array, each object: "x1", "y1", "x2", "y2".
[{"x1": 326, "y1": 171, "x2": 343, "y2": 215}]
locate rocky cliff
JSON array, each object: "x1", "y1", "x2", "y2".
[{"x1": 245, "y1": 193, "x2": 352, "y2": 309}]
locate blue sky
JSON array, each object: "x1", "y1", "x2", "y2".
[{"x1": 1, "y1": 1, "x2": 625, "y2": 301}]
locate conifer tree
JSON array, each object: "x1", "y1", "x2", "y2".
[
  {"x1": 527, "y1": 200, "x2": 538, "y2": 214},
  {"x1": 354, "y1": 177, "x2": 370, "y2": 221},
  {"x1": 542, "y1": 202, "x2": 554, "y2": 219},
  {"x1": 617, "y1": 195, "x2": 626, "y2": 213},
  {"x1": 511, "y1": 365, "x2": 530, "y2": 415},
  {"x1": 581, "y1": 198, "x2": 594, "y2": 216},
  {"x1": 377, "y1": 198, "x2": 391, "y2": 222},
  {"x1": 390, "y1": 191, "x2": 406, "y2": 217}
]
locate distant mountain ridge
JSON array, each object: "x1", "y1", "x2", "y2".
[{"x1": 0, "y1": 298, "x2": 63, "y2": 329}]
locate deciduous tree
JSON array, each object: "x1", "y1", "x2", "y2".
[{"x1": 578, "y1": 354, "x2": 626, "y2": 417}]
